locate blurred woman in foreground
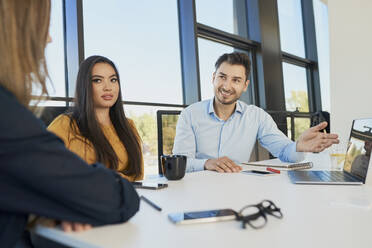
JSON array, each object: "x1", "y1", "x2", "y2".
[{"x1": 0, "y1": 1, "x2": 140, "y2": 247}]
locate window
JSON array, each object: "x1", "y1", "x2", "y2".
[
  {"x1": 30, "y1": 100, "x2": 67, "y2": 107},
  {"x1": 283, "y1": 62, "x2": 310, "y2": 140},
  {"x1": 45, "y1": 0, "x2": 66, "y2": 97},
  {"x1": 313, "y1": 0, "x2": 330, "y2": 112},
  {"x1": 39, "y1": 1, "x2": 325, "y2": 174},
  {"x1": 195, "y1": 0, "x2": 235, "y2": 34},
  {"x1": 287, "y1": 117, "x2": 310, "y2": 140},
  {"x1": 277, "y1": 0, "x2": 306, "y2": 57},
  {"x1": 124, "y1": 105, "x2": 183, "y2": 177},
  {"x1": 83, "y1": 0, "x2": 183, "y2": 104},
  {"x1": 282, "y1": 62, "x2": 309, "y2": 112},
  {"x1": 198, "y1": 38, "x2": 234, "y2": 100}
]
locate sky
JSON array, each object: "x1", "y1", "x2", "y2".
[
  {"x1": 82, "y1": 0, "x2": 182, "y2": 104},
  {"x1": 44, "y1": 0, "x2": 330, "y2": 112},
  {"x1": 45, "y1": 0, "x2": 65, "y2": 97}
]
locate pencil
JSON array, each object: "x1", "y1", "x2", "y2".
[
  {"x1": 140, "y1": 195, "x2": 162, "y2": 212},
  {"x1": 267, "y1": 167, "x2": 281, "y2": 174}
]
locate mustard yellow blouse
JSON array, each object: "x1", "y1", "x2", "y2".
[{"x1": 47, "y1": 114, "x2": 144, "y2": 181}]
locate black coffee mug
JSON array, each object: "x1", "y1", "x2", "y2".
[{"x1": 161, "y1": 155, "x2": 187, "y2": 180}]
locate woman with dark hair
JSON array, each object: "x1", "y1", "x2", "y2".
[
  {"x1": 48, "y1": 56, "x2": 144, "y2": 181},
  {"x1": 0, "y1": 1, "x2": 139, "y2": 247}
]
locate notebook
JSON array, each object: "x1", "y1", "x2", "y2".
[
  {"x1": 288, "y1": 118, "x2": 372, "y2": 185},
  {"x1": 242, "y1": 159, "x2": 313, "y2": 170}
]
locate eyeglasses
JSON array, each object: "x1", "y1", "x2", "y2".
[{"x1": 234, "y1": 200, "x2": 283, "y2": 229}]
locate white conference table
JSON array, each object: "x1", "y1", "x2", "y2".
[{"x1": 35, "y1": 156, "x2": 372, "y2": 248}]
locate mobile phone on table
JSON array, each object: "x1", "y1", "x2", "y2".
[
  {"x1": 132, "y1": 182, "x2": 168, "y2": 190},
  {"x1": 168, "y1": 209, "x2": 236, "y2": 224},
  {"x1": 241, "y1": 170, "x2": 275, "y2": 176}
]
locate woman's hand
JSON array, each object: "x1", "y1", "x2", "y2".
[{"x1": 61, "y1": 221, "x2": 92, "y2": 232}]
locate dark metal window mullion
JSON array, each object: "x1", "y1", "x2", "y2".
[
  {"x1": 63, "y1": 0, "x2": 85, "y2": 101},
  {"x1": 177, "y1": 0, "x2": 201, "y2": 105},
  {"x1": 301, "y1": 0, "x2": 322, "y2": 112}
]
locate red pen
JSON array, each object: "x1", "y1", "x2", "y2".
[{"x1": 266, "y1": 167, "x2": 281, "y2": 174}]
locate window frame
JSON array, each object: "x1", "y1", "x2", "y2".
[{"x1": 38, "y1": 0, "x2": 325, "y2": 164}]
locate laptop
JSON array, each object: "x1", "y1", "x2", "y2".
[{"x1": 288, "y1": 118, "x2": 372, "y2": 185}]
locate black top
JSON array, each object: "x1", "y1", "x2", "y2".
[{"x1": 0, "y1": 86, "x2": 140, "y2": 248}]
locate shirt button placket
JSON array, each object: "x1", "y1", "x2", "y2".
[{"x1": 218, "y1": 121, "x2": 225, "y2": 157}]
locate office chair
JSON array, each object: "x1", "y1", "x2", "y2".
[
  {"x1": 156, "y1": 110, "x2": 181, "y2": 175},
  {"x1": 311, "y1": 111, "x2": 330, "y2": 133}
]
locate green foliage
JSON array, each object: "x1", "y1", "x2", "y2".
[
  {"x1": 128, "y1": 111, "x2": 179, "y2": 156},
  {"x1": 129, "y1": 111, "x2": 157, "y2": 155},
  {"x1": 286, "y1": 90, "x2": 310, "y2": 140},
  {"x1": 286, "y1": 90, "x2": 309, "y2": 112},
  {"x1": 162, "y1": 115, "x2": 179, "y2": 154}
]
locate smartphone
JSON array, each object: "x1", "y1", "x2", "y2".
[
  {"x1": 241, "y1": 170, "x2": 275, "y2": 176},
  {"x1": 168, "y1": 209, "x2": 236, "y2": 224},
  {"x1": 132, "y1": 182, "x2": 168, "y2": 190}
]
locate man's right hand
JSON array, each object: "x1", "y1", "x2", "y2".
[{"x1": 204, "y1": 156, "x2": 242, "y2": 173}]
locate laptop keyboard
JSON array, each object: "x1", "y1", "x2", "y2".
[
  {"x1": 315, "y1": 171, "x2": 358, "y2": 182},
  {"x1": 289, "y1": 170, "x2": 360, "y2": 183}
]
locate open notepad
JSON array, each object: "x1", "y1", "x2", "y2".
[{"x1": 242, "y1": 159, "x2": 313, "y2": 170}]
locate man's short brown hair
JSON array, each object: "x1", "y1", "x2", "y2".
[{"x1": 215, "y1": 52, "x2": 251, "y2": 81}]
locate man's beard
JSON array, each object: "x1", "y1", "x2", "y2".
[{"x1": 215, "y1": 88, "x2": 240, "y2": 105}]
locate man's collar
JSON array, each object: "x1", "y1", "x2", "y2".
[
  {"x1": 208, "y1": 98, "x2": 215, "y2": 114},
  {"x1": 235, "y1": 101, "x2": 243, "y2": 114}
]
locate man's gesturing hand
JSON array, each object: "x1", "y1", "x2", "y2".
[{"x1": 297, "y1": 121, "x2": 339, "y2": 153}]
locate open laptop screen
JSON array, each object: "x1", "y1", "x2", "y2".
[{"x1": 343, "y1": 118, "x2": 372, "y2": 183}]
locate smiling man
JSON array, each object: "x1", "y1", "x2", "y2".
[{"x1": 173, "y1": 52, "x2": 339, "y2": 173}]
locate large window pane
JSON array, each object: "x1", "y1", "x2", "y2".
[
  {"x1": 45, "y1": 0, "x2": 65, "y2": 97},
  {"x1": 198, "y1": 38, "x2": 234, "y2": 100},
  {"x1": 278, "y1": 0, "x2": 306, "y2": 57},
  {"x1": 283, "y1": 62, "x2": 309, "y2": 141},
  {"x1": 124, "y1": 105, "x2": 183, "y2": 177},
  {"x1": 196, "y1": 0, "x2": 235, "y2": 34},
  {"x1": 283, "y1": 62, "x2": 309, "y2": 112},
  {"x1": 83, "y1": 0, "x2": 182, "y2": 104},
  {"x1": 313, "y1": 0, "x2": 330, "y2": 112}
]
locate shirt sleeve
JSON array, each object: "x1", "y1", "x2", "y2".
[
  {"x1": 47, "y1": 114, "x2": 72, "y2": 146},
  {"x1": 257, "y1": 110, "x2": 305, "y2": 163},
  {"x1": 172, "y1": 110, "x2": 207, "y2": 172},
  {"x1": 0, "y1": 98, "x2": 140, "y2": 226}
]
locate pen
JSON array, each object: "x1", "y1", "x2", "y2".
[
  {"x1": 266, "y1": 167, "x2": 280, "y2": 174},
  {"x1": 140, "y1": 195, "x2": 162, "y2": 212}
]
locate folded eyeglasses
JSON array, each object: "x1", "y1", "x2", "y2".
[{"x1": 233, "y1": 200, "x2": 283, "y2": 229}]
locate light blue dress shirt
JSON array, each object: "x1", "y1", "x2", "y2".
[{"x1": 173, "y1": 99, "x2": 305, "y2": 172}]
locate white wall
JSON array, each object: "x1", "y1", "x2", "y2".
[{"x1": 328, "y1": 0, "x2": 372, "y2": 140}]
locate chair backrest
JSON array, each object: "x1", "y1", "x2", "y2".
[
  {"x1": 37, "y1": 106, "x2": 70, "y2": 126},
  {"x1": 156, "y1": 110, "x2": 181, "y2": 175},
  {"x1": 311, "y1": 111, "x2": 330, "y2": 133}
]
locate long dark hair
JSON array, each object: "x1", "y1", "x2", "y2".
[{"x1": 70, "y1": 55, "x2": 142, "y2": 179}]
